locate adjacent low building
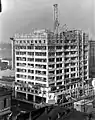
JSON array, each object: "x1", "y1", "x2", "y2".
[
  {"x1": 0, "y1": 58, "x2": 12, "y2": 70},
  {"x1": 0, "y1": 69, "x2": 15, "y2": 79},
  {"x1": 74, "y1": 99, "x2": 93, "y2": 112},
  {"x1": 0, "y1": 87, "x2": 12, "y2": 120}
]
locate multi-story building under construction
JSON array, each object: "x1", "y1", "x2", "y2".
[{"x1": 11, "y1": 29, "x2": 91, "y2": 104}]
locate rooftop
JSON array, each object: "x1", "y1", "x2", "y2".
[
  {"x1": 13, "y1": 29, "x2": 54, "y2": 39},
  {"x1": 0, "y1": 69, "x2": 15, "y2": 78},
  {"x1": 16, "y1": 105, "x2": 88, "y2": 120}
]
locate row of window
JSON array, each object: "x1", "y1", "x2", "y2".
[
  {"x1": 49, "y1": 76, "x2": 63, "y2": 81},
  {"x1": 35, "y1": 77, "x2": 46, "y2": 82},
  {"x1": 64, "y1": 68, "x2": 77, "y2": 73},
  {"x1": 17, "y1": 80, "x2": 46, "y2": 87},
  {"x1": 49, "y1": 70, "x2": 63, "y2": 75},
  {"x1": 15, "y1": 39, "x2": 46, "y2": 44},
  {"x1": 65, "y1": 57, "x2": 78, "y2": 61},
  {"x1": 48, "y1": 58, "x2": 62, "y2": 62},
  {"x1": 64, "y1": 62, "x2": 77, "y2": 67},
  {"x1": 16, "y1": 45, "x2": 64, "y2": 50},
  {"x1": 64, "y1": 73, "x2": 77, "y2": 79},
  {"x1": 16, "y1": 63, "x2": 64, "y2": 70},
  {"x1": 17, "y1": 63, "x2": 26, "y2": 67},
  {"x1": 16, "y1": 75, "x2": 47, "y2": 82},
  {"x1": 35, "y1": 70, "x2": 46, "y2": 75},
  {"x1": 64, "y1": 51, "x2": 78, "y2": 55},
  {"x1": 16, "y1": 68, "x2": 78, "y2": 76},
  {"x1": 16, "y1": 51, "x2": 70, "y2": 57},
  {"x1": 35, "y1": 64, "x2": 46, "y2": 69},
  {"x1": 16, "y1": 57, "x2": 47, "y2": 62},
  {"x1": 17, "y1": 63, "x2": 34, "y2": 68},
  {"x1": 49, "y1": 81, "x2": 62, "y2": 87},
  {"x1": 17, "y1": 68, "x2": 46, "y2": 75}
]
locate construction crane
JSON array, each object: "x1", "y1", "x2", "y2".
[
  {"x1": 53, "y1": 4, "x2": 68, "y2": 35},
  {"x1": 53, "y1": 4, "x2": 60, "y2": 34}
]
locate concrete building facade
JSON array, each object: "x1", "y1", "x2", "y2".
[
  {"x1": 12, "y1": 29, "x2": 90, "y2": 104},
  {"x1": 89, "y1": 40, "x2": 95, "y2": 78}
]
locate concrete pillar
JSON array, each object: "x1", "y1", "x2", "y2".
[
  {"x1": 26, "y1": 93, "x2": 28, "y2": 100},
  {"x1": 29, "y1": 112, "x2": 32, "y2": 120},
  {"x1": 11, "y1": 39, "x2": 15, "y2": 70},
  {"x1": 15, "y1": 91, "x2": 17, "y2": 98},
  {"x1": 33, "y1": 95, "x2": 35, "y2": 102}
]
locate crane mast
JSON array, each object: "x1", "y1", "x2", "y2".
[{"x1": 53, "y1": 4, "x2": 59, "y2": 34}]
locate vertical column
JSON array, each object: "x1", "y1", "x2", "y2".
[
  {"x1": 33, "y1": 43, "x2": 35, "y2": 86},
  {"x1": 15, "y1": 90, "x2": 17, "y2": 98},
  {"x1": 26, "y1": 93, "x2": 28, "y2": 100},
  {"x1": 11, "y1": 39, "x2": 15, "y2": 70},
  {"x1": 33, "y1": 95, "x2": 35, "y2": 102},
  {"x1": 46, "y1": 43, "x2": 49, "y2": 88}
]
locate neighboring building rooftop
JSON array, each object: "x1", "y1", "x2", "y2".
[
  {"x1": 74, "y1": 99, "x2": 93, "y2": 105},
  {"x1": 0, "y1": 69, "x2": 15, "y2": 78},
  {"x1": 0, "y1": 87, "x2": 12, "y2": 97},
  {"x1": 16, "y1": 105, "x2": 88, "y2": 120}
]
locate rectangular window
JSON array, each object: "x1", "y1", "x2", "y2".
[
  {"x1": 28, "y1": 69, "x2": 34, "y2": 73},
  {"x1": 35, "y1": 40, "x2": 37, "y2": 43},
  {"x1": 35, "y1": 46, "x2": 46, "y2": 50},
  {"x1": 27, "y1": 58, "x2": 34, "y2": 62},
  {"x1": 71, "y1": 68, "x2": 75, "y2": 71},
  {"x1": 64, "y1": 74, "x2": 69, "y2": 79},
  {"x1": 17, "y1": 68, "x2": 26, "y2": 73},
  {"x1": 56, "y1": 82, "x2": 62, "y2": 86},
  {"x1": 71, "y1": 73, "x2": 76, "y2": 77},
  {"x1": 56, "y1": 52, "x2": 62, "y2": 56},
  {"x1": 65, "y1": 63, "x2": 69, "y2": 67},
  {"x1": 56, "y1": 46, "x2": 62, "y2": 50},
  {"x1": 27, "y1": 46, "x2": 34, "y2": 49},
  {"x1": 35, "y1": 52, "x2": 46, "y2": 56},
  {"x1": 28, "y1": 76, "x2": 34, "y2": 80},
  {"x1": 35, "y1": 64, "x2": 46, "y2": 69},
  {"x1": 56, "y1": 64, "x2": 62, "y2": 68},
  {"x1": 28, "y1": 52, "x2": 34, "y2": 56},
  {"x1": 56, "y1": 70, "x2": 62, "y2": 74},
  {"x1": 56, "y1": 58, "x2": 62, "y2": 62},
  {"x1": 64, "y1": 69, "x2": 69, "y2": 72},
  {"x1": 48, "y1": 46, "x2": 55, "y2": 51},
  {"x1": 4, "y1": 98, "x2": 6, "y2": 108},
  {"x1": 35, "y1": 58, "x2": 47, "y2": 62},
  {"x1": 56, "y1": 76, "x2": 62, "y2": 80},
  {"x1": 28, "y1": 63, "x2": 34, "y2": 67},
  {"x1": 27, "y1": 41, "x2": 30, "y2": 43}
]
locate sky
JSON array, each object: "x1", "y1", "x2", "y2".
[{"x1": 0, "y1": 0, "x2": 95, "y2": 43}]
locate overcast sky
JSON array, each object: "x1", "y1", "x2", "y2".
[{"x1": 0, "y1": 0, "x2": 95, "y2": 43}]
